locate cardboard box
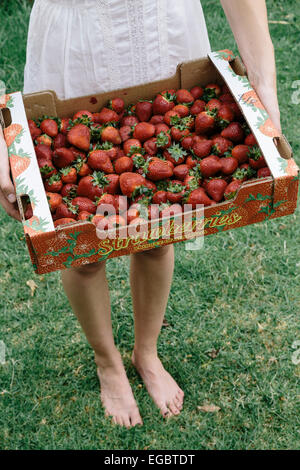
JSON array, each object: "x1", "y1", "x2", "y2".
[{"x1": 0, "y1": 50, "x2": 298, "y2": 274}]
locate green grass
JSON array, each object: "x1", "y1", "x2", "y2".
[{"x1": 0, "y1": 0, "x2": 299, "y2": 450}]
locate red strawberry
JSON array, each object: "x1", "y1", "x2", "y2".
[
  {"x1": 96, "y1": 194, "x2": 118, "y2": 215},
  {"x1": 193, "y1": 139, "x2": 212, "y2": 158},
  {"x1": 195, "y1": 110, "x2": 216, "y2": 134},
  {"x1": 244, "y1": 133, "x2": 258, "y2": 146},
  {"x1": 219, "y1": 93, "x2": 235, "y2": 103},
  {"x1": 206, "y1": 99, "x2": 222, "y2": 112},
  {"x1": 55, "y1": 202, "x2": 78, "y2": 219},
  {"x1": 173, "y1": 164, "x2": 189, "y2": 181},
  {"x1": 121, "y1": 115, "x2": 139, "y2": 127},
  {"x1": 108, "y1": 98, "x2": 125, "y2": 114},
  {"x1": 152, "y1": 190, "x2": 168, "y2": 204},
  {"x1": 60, "y1": 167, "x2": 77, "y2": 184},
  {"x1": 53, "y1": 133, "x2": 67, "y2": 149},
  {"x1": 150, "y1": 115, "x2": 164, "y2": 125},
  {"x1": 73, "y1": 110, "x2": 93, "y2": 121},
  {"x1": 38, "y1": 158, "x2": 56, "y2": 178},
  {"x1": 220, "y1": 156, "x2": 238, "y2": 175},
  {"x1": 61, "y1": 183, "x2": 78, "y2": 198},
  {"x1": 78, "y1": 211, "x2": 93, "y2": 221},
  {"x1": 143, "y1": 137, "x2": 157, "y2": 155},
  {"x1": 170, "y1": 126, "x2": 190, "y2": 142},
  {"x1": 184, "y1": 188, "x2": 213, "y2": 207},
  {"x1": 30, "y1": 127, "x2": 42, "y2": 140},
  {"x1": 181, "y1": 135, "x2": 194, "y2": 150},
  {"x1": 101, "y1": 126, "x2": 121, "y2": 145},
  {"x1": 224, "y1": 180, "x2": 242, "y2": 200},
  {"x1": 200, "y1": 155, "x2": 222, "y2": 178},
  {"x1": 227, "y1": 102, "x2": 243, "y2": 120},
  {"x1": 119, "y1": 125, "x2": 132, "y2": 142},
  {"x1": 203, "y1": 83, "x2": 222, "y2": 100},
  {"x1": 40, "y1": 119, "x2": 58, "y2": 137},
  {"x1": 35, "y1": 143, "x2": 53, "y2": 161},
  {"x1": 76, "y1": 161, "x2": 92, "y2": 177},
  {"x1": 146, "y1": 157, "x2": 174, "y2": 181},
  {"x1": 114, "y1": 156, "x2": 134, "y2": 174},
  {"x1": 221, "y1": 122, "x2": 244, "y2": 142},
  {"x1": 176, "y1": 89, "x2": 194, "y2": 104},
  {"x1": 95, "y1": 107, "x2": 119, "y2": 124},
  {"x1": 248, "y1": 146, "x2": 266, "y2": 169},
  {"x1": 60, "y1": 118, "x2": 71, "y2": 135},
  {"x1": 24, "y1": 203, "x2": 33, "y2": 220},
  {"x1": 46, "y1": 192, "x2": 62, "y2": 212},
  {"x1": 163, "y1": 143, "x2": 187, "y2": 166},
  {"x1": 231, "y1": 145, "x2": 249, "y2": 164},
  {"x1": 190, "y1": 86, "x2": 204, "y2": 100},
  {"x1": 35, "y1": 134, "x2": 53, "y2": 147},
  {"x1": 185, "y1": 154, "x2": 198, "y2": 169},
  {"x1": 211, "y1": 136, "x2": 232, "y2": 156},
  {"x1": 155, "y1": 131, "x2": 171, "y2": 150},
  {"x1": 114, "y1": 195, "x2": 128, "y2": 214},
  {"x1": 54, "y1": 218, "x2": 76, "y2": 227},
  {"x1": 173, "y1": 104, "x2": 190, "y2": 118},
  {"x1": 166, "y1": 180, "x2": 185, "y2": 203},
  {"x1": 133, "y1": 122, "x2": 155, "y2": 142},
  {"x1": 88, "y1": 150, "x2": 114, "y2": 173},
  {"x1": 136, "y1": 101, "x2": 153, "y2": 122},
  {"x1": 104, "y1": 174, "x2": 120, "y2": 195},
  {"x1": 190, "y1": 99, "x2": 206, "y2": 115},
  {"x1": 77, "y1": 172, "x2": 107, "y2": 200},
  {"x1": 67, "y1": 124, "x2": 91, "y2": 151},
  {"x1": 119, "y1": 172, "x2": 146, "y2": 197},
  {"x1": 53, "y1": 147, "x2": 75, "y2": 168},
  {"x1": 152, "y1": 92, "x2": 176, "y2": 115},
  {"x1": 44, "y1": 173, "x2": 63, "y2": 193},
  {"x1": 206, "y1": 178, "x2": 228, "y2": 202},
  {"x1": 257, "y1": 167, "x2": 271, "y2": 178},
  {"x1": 155, "y1": 123, "x2": 169, "y2": 135},
  {"x1": 184, "y1": 174, "x2": 200, "y2": 191},
  {"x1": 217, "y1": 104, "x2": 235, "y2": 127},
  {"x1": 123, "y1": 138, "x2": 142, "y2": 155},
  {"x1": 71, "y1": 196, "x2": 96, "y2": 214},
  {"x1": 164, "y1": 110, "x2": 180, "y2": 126}
]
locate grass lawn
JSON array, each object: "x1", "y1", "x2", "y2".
[{"x1": 0, "y1": 0, "x2": 299, "y2": 450}]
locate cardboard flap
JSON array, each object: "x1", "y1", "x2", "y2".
[
  {"x1": 208, "y1": 51, "x2": 299, "y2": 179},
  {"x1": 1, "y1": 92, "x2": 54, "y2": 234},
  {"x1": 22, "y1": 90, "x2": 57, "y2": 120}
]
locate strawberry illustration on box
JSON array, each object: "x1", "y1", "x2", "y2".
[{"x1": 0, "y1": 50, "x2": 298, "y2": 274}]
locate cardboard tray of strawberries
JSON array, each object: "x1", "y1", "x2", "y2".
[{"x1": 0, "y1": 50, "x2": 298, "y2": 274}]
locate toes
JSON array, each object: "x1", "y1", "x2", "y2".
[
  {"x1": 168, "y1": 401, "x2": 180, "y2": 416},
  {"x1": 160, "y1": 403, "x2": 171, "y2": 418},
  {"x1": 130, "y1": 409, "x2": 143, "y2": 427},
  {"x1": 174, "y1": 396, "x2": 183, "y2": 410},
  {"x1": 122, "y1": 414, "x2": 131, "y2": 429}
]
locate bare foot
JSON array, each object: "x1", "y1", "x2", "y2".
[
  {"x1": 132, "y1": 351, "x2": 184, "y2": 417},
  {"x1": 96, "y1": 358, "x2": 143, "y2": 428}
]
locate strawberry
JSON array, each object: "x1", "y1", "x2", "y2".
[
  {"x1": 173, "y1": 104, "x2": 190, "y2": 118},
  {"x1": 61, "y1": 183, "x2": 78, "y2": 198},
  {"x1": 77, "y1": 172, "x2": 107, "y2": 200},
  {"x1": 190, "y1": 99, "x2": 206, "y2": 115},
  {"x1": 95, "y1": 107, "x2": 119, "y2": 124},
  {"x1": 114, "y1": 156, "x2": 134, "y2": 174},
  {"x1": 155, "y1": 131, "x2": 171, "y2": 149},
  {"x1": 55, "y1": 201, "x2": 78, "y2": 219},
  {"x1": 73, "y1": 110, "x2": 93, "y2": 121},
  {"x1": 35, "y1": 143, "x2": 53, "y2": 161},
  {"x1": 101, "y1": 126, "x2": 121, "y2": 145},
  {"x1": 77, "y1": 211, "x2": 93, "y2": 221},
  {"x1": 44, "y1": 173, "x2": 63, "y2": 193},
  {"x1": 181, "y1": 135, "x2": 194, "y2": 150},
  {"x1": 221, "y1": 122, "x2": 244, "y2": 142},
  {"x1": 147, "y1": 157, "x2": 174, "y2": 181},
  {"x1": 53, "y1": 133, "x2": 67, "y2": 149},
  {"x1": 184, "y1": 188, "x2": 213, "y2": 207},
  {"x1": 54, "y1": 218, "x2": 76, "y2": 227},
  {"x1": 190, "y1": 86, "x2": 204, "y2": 100},
  {"x1": 35, "y1": 134, "x2": 53, "y2": 147},
  {"x1": 163, "y1": 143, "x2": 187, "y2": 166},
  {"x1": 152, "y1": 92, "x2": 176, "y2": 115},
  {"x1": 46, "y1": 192, "x2": 62, "y2": 212},
  {"x1": 133, "y1": 122, "x2": 155, "y2": 142},
  {"x1": 176, "y1": 89, "x2": 194, "y2": 104},
  {"x1": 74, "y1": 159, "x2": 92, "y2": 177},
  {"x1": 164, "y1": 110, "x2": 180, "y2": 126},
  {"x1": 192, "y1": 139, "x2": 212, "y2": 158},
  {"x1": 200, "y1": 155, "x2": 222, "y2": 178},
  {"x1": 227, "y1": 102, "x2": 243, "y2": 120},
  {"x1": 206, "y1": 178, "x2": 227, "y2": 202},
  {"x1": 244, "y1": 133, "x2": 257, "y2": 146},
  {"x1": 40, "y1": 118, "x2": 58, "y2": 137},
  {"x1": 217, "y1": 104, "x2": 235, "y2": 127},
  {"x1": 248, "y1": 146, "x2": 266, "y2": 169},
  {"x1": 123, "y1": 138, "x2": 142, "y2": 155},
  {"x1": 203, "y1": 83, "x2": 222, "y2": 101},
  {"x1": 170, "y1": 125, "x2": 190, "y2": 142},
  {"x1": 150, "y1": 115, "x2": 164, "y2": 125},
  {"x1": 121, "y1": 115, "x2": 139, "y2": 127},
  {"x1": 143, "y1": 137, "x2": 157, "y2": 155},
  {"x1": 60, "y1": 166, "x2": 77, "y2": 184},
  {"x1": 53, "y1": 147, "x2": 75, "y2": 168},
  {"x1": 257, "y1": 167, "x2": 271, "y2": 178},
  {"x1": 119, "y1": 125, "x2": 132, "y2": 142},
  {"x1": 30, "y1": 127, "x2": 42, "y2": 140},
  {"x1": 220, "y1": 156, "x2": 238, "y2": 175},
  {"x1": 185, "y1": 154, "x2": 198, "y2": 169},
  {"x1": 154, "y1": 123, "x2": 169, "y2": 135},
  {"x1": 38, "y1": 158, "x2": 56, "y2": 178},
  {"x1": 219, "y1": 93, "x2": 235, "y2": 103},
  {"x1": 67, "y1": 123, "x2": 91, "y2": 151},
  {"x1": 108, "y1": 98, "x2": 125, "y2": 114},
  {"x1": 195, "y1": 110, "x2": 216, "y2": 134},
  {"x1": 173, "y1": 164, "x2": 189, "y2": 181},
  {"x1": 96, "y1": 194, "x2": 118, "y2": 215},
  {"x1": 206, "y1": 99, "x2": 222, "y2": 112},
  {"x1": 104, "y1": 174, "x2": 120, "y2": 195},
  {"x1": 88, "y1": 150, "x2": 114, "y2": 173},
  {"x1": 231, "y1": 144, "x2": 249, "y2": 164},
  {"x1": 211, "y1": 136, "x2": 232, "y2": 156},
  {"x1": 152, "y1": 190, "x2": 168, "y2": 204},
  {"x1": 71, "y1": 196, "x2": 96, "y2": 214},
  {"x1": 60, "y1": 118, "x2": 71, "y2": 135},
  {"x1": 184, "y1": 174, "x2": 200, "y2": 191},
  {"x1": 24, "y1": 203, "x2": 33, "y2": 220},
  {"x1": 224, "y1": 180, "x2": 242, "y2": 200},
  {"x1": 166, "y1": 180, "x2": 185, "y2": 203},
  {"x1": 114, "y1": 195, "x2": 128, "y2": 214},
  {"x1": 135, "y1": 101, "x2": 153, "y2": 122},
  {"x1": 119, "y1": 172, "x2": 146, "y2": 197}
]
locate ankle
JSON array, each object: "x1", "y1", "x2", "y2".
[
  {"x1": 95, "y1": 348, "x2": 123, "y2": 371},
  {"x1": 132, "y1": 347, "x2": 158, "y2": 363}
]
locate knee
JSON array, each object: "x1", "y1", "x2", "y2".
[
  {"x1": 134, "y1": 244, "x2": 173, "y2": 259},
  {"x1": 67, "y1": 260, "x2": 106, "y2": 276}
]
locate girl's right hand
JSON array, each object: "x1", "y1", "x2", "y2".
[{"x1": 0, "y1": 127, "x2": 21, "y2": 220}]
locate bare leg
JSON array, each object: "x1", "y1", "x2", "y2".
[
  {"x1": 61, "y1": 261, "x2": 142, "y2": 428},
  {"x1": 130, "y1": 245, "x2": 184, "y2": 417}
]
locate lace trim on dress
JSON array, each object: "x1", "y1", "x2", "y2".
[
  {"x1": 157, "y1": 0, "x2": 169, "y2": 77},
  {"x1": 126, "y1": 0, "x2": 148, "y2": 84}
]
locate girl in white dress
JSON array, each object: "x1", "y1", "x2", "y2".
[{"x1": 0, "y1": 0, "x2": 281, "y2": 428}]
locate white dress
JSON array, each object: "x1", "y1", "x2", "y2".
[{"x1": 23, "y1": 0, "x2": 211, "y2": 100}]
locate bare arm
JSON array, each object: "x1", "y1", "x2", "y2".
[
  {"x1": 221, "y1": 0, "x2": 281, "y2": 132},
  {"x1": 0, "y1": 127, "x2": 21, "y2": 220}
]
